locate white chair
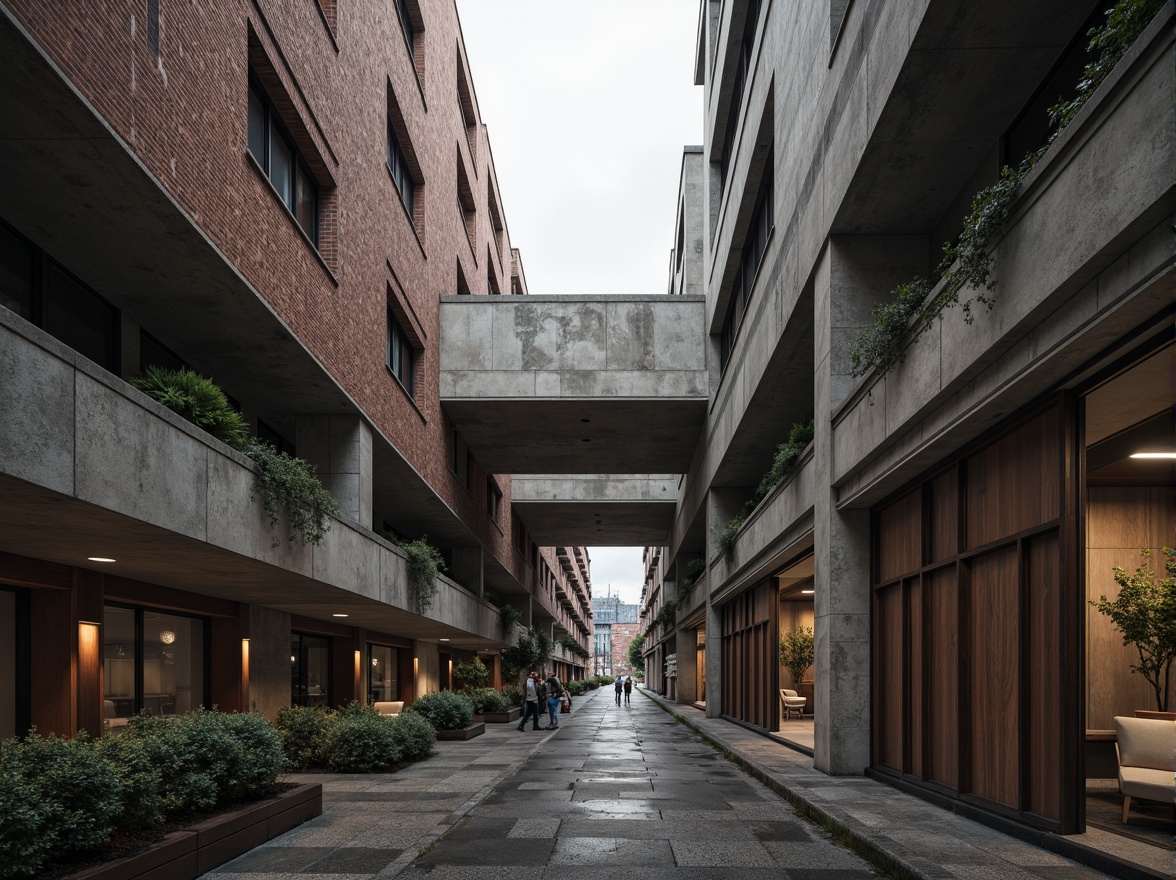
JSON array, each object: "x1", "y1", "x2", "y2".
[
  {"x1": 103, "y1": 699, "x2": 128, "y2": 731},
  {"x1": 374, "y1": 701, "x2": 404, "y2": 718},
  {"x1": 1114, "y1": 715, "x2": 1176, "y2": 823},
  {"x1": 780, "y1": 689, "x2": 806, "y2": 720}
]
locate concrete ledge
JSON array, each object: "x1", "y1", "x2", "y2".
[
  {"x1": 63, "y1": 783, "x2": 322, "y2": 880},
  {"x1": 475, "y1": 707, "x2": 523, "y2": 724},
  {"x1": 436, "y1": 722, "x2": 485, "y2": 740}
]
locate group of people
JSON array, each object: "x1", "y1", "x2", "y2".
[
  {"x1": 517, "y1": 670, "x2": 569, "y2": 731},
  {"x1": 613, "y1": 674, "x2": 633, "y2": 706}
]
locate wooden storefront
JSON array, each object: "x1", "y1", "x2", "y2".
[
  {"x1": 871, "y1": 398, "x2": 1082, "y2": 833},
  {"x1": 720, "y1": 580, "x2": 779, "y2": 731}
]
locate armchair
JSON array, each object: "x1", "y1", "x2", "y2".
[
  {"x1": 1113, "y1": 715, "x2": 1176, "y2": 823},
  {"x1": 780, "y1": 689, "x2": 807, "y2": 720}
]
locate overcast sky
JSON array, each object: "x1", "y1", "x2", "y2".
[{"x1": 457, "y1": 2, "x2": 702, "y2": 606}]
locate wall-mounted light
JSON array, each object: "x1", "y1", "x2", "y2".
[
  {"x1": 87, "y1": 557, "x2": 116, "y2": 563},
  {"x1": 439, "y1": 637, "x2": 450, "y2": 642},
  {"x1": 1130, "y1": 452, "x2": 1176, "y2": 459},
  {"x1": 801, "y1": 589, "x2": 815, "y2": 595},
  {"x1": 333, "y1": 613, "x2": 349, "y2": 618}
]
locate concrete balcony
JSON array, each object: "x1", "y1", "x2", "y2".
[
  {"x1": 0, "y1": 312, "x2": 504, "y2": 645},
  {"x1": 439, "y1": 295, "x2": 709, "y2": 474},
  {"x1": 513, "y1": 474, "x2": 680, "y2": 545},
  {"x1": 832, "y1": 10, "x2": 1175, "y2": 507},
  {"x1": 709, "y1": 448, "x2": 816, "y2": 601}
]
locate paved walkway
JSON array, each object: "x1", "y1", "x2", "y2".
[
  {"x1": 639, "y1": 689, "x2": 1163, "y2": 880},
  {"x1": 203, "y1": 687, "x2": 1157, "y2": 880}
]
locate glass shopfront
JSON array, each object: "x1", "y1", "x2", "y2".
[
  {"x1": 368, "y1": 643, "x2": 400, "y2": 703},
  {"x1": 103, "y1": 604, "x2": 207, "y2": 729},
  {"x1": 291, "y1": 633, "x2": 331, "y2": 707}
]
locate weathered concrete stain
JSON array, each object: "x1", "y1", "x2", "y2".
[{"x1": 512, "y1": 304, "x2": 553, "y2": 371}]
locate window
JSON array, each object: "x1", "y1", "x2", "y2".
[
  {"x1": 257, "y1": 418, "x2": 295, "y2": 456},
  {"x1": 387, "y1": 309, "x2": 415, "y2": 395},
  {"x1": 720, "y1": 167, "x2": 773, "y2": 369},
  {"x1": 103, "y1": 604, "x2": 208, "y2": 726},
  {"x1": 247, "y1": 74, "x2": 318, "y2": 244},
  {"x1": 387, "y1": 119, "x2": 415, "y2": 218},
  {"x1": 368, "y1": 644, "x2": 400, "y2": 702},
  {"x1": 146, "y1": 0, "x2": 160, "y2": 54},
  {"x1": 718, "y1": 0, "x2": 763, "y2": 195},
  {"x1": 393, "y1": 0, "x2": 416, "y2": 60},
  {"x1": 291, "y1": 633, "x2": 331, "y2": 708},
  {"x1": 0, "y1": 588, "x2": 29, "y2": 740},
  {"x1": 139, "y1": 330, "x2": 187, "y2": 375},
  {"x1": 675, "y1": 205, "x2": 685, "y2": 273},
  {"x1": 487, "y1": 477, "x2": 502, "y2": 523},
  {"x1": 0, "y1": 222, "x2": 34, "y2": 320}
]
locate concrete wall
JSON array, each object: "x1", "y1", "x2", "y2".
[{"x1": 248, "y1": 605, "x2": 293, "y2": 720}]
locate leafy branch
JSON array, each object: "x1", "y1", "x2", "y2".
[
  {"x1": 244, "y1": 441, "x2": 339, "y2": 547},
  {"x1": 396, "y1": 535, "x2": 445, "y2": 614}
]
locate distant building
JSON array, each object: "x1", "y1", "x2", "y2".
[
  {"x1": 592, "y1": 594, "x2": 639, "y2": 675},
  {"x1": 610, "y1": 623, "x2": 640, "y2": 677}
]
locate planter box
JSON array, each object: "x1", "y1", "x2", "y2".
[
  {"x1": 436, "y1": 722, "x2": 485, "y2": 741},
  {"x1": 63, "y1": 783, "x2": 321, "y2": 880},
  {"x1": 474, "y1": 707, "x2": 522, "y2": 724}
]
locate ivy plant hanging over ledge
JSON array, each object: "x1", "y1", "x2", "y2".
[
  {"x1": 846, "y1": 0, "x2": 1165, "y2": 383},
  {"x1": 395, "y1": 535, "x2": 446, "y2": 615},
  {"x1": 131, "y1": 367, "x2": 339, "y2": 547}
]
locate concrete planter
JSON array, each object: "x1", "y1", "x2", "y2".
[
  {"x1": 63, "y1": 783, "x2": 322, "y2": 880},
  {"x1": 436, "y1": 722, "x2": 485, "y2": 741},
  {"x1": 474, "y1": 707, "x2": 522, "y2": 724}
]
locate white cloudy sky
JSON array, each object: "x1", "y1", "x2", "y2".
[{"x1": 457, "y1": 2, "x2": 702, "y2": 606}]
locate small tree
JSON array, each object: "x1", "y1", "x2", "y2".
[
  {"x1": 452, "y1": 658, "x2": 489, "y2": 689},
  {"x1": 627, "y1": 634, "x2": 645, "y2": 675},
  {"x1": 1092, "y1": 548, "x2": 1176, "y2": 712},
  {"x1": 779, "y1": 625, "x2": 814, "y2": 689}
]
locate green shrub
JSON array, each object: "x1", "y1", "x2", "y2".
[
  {"x1": 244, "y1": 441, "x2": 340, "y2": 547},
  {"x1": 97, "y1": 731, "x2": 166, "y2": 831},
  {"x1": 130, "y1": 366, "x2": 248, "y2": 449},
  {"x1": 273, "y1": 704, "x2": 334, "y2": 771},
  {"x1": 389, "y1": 713, "x2": 436, "y2": 761},
  {"x1": 453, "y1": 658, "x2": 490, "y2": 689},
  {"x1": 218, "y1": 712, "x2": 284, "y2": 798},
  {"x1": 323, "y1": 707, "x2": 402, "y2": 773},
  {"x1": 498, "y1": 603, "x2": 523, "y2": 639},
  {"x1": 410, "y1": 691, "x2": 474, "y2": 731},
  {"x1": 0, "y1": 732, "x2": 123, "y2": 873},
  {"x1": 464, "y1": 688, "x2": 512, "y2": 714},
  {"x1": 501, "y1": 685, "x2": 523, "y2": 707},
  {"x1": 397, "y1": 535, "x2": 445, "y2": 614}
]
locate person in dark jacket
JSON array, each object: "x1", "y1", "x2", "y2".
[
  {"x1": 544, "y1": 672, "x2": 563, "y2": 729},
  {"x1": 614, "y1": 674, "x2": 623, "y2": 705},
  {"x1": 623, "y1": 675, "x2": 633, "y2": 705}
]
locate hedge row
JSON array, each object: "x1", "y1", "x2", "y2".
[
  {"x1": 273, "y1": 703, "x2": 436, "y2": 772},
  {"x1": 0, "y1": 710, "x2": 283, "y2": 880}
]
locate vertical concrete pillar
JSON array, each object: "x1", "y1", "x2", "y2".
[
  {"x1": 414, "y1": 640, "x2": 440, "y2": 696},
  {"x1": 449, "y1": 547, "x2": 484, "y2": 596},
  {"x1": 296, "y1": 415, "x2": 372, "y2": 526},
  {"x1": 812, "y1": 236, "x2": 926, "y2": 774},
  {"x1": 246, "y1": 605, "x2": 292, "y2": 720},
  {"x1": 675, "y1": 622, "x2": 697, "y2": 706},
  {"x1": 704, "y1": 598, "x2": 722, "y2": 718}
]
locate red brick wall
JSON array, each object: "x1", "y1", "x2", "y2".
[
  {"x1": 6, "y1": 0, "x2": 521, "y2": 573},
  {"x1": 612, "y1": 623, "x2": 640, "y2": 675}
]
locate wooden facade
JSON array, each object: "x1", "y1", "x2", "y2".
[
  {"x1": 720, "y1": 580, "x2": 779, "y2": 730},
  {"x1": 871, "y1": 399, "x2": 1082, "y2": 832}
]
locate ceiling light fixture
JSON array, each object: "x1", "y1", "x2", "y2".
[
  {"x1": 439, "y1": 637, "x2": 450, "y2": 641},
  {"x1": 1130, "y1": 452, "x2": 1176, "y2": 459},
  {"x1": 87, "y1": 557, "x2": 116, "y2": 563},
  {"x1": 332, "y1": 613, "x2": 349, "y2": 618},
  {"x1": 801, "y1": 589, "x2": 815, "y2": 594}
]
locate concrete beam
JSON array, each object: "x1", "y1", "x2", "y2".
[
  {"x1": 511, "y1": 475, "x2": 679, "y2": 545},
  {"x1": 440, "y1": 295, "x2": 709, "y2": 474}
]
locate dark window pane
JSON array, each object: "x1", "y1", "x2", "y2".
[
  {"x1": 296, "y1": 163, "x2": 316, "y2": 242},
  {"x1": 139, "y1": 330, "x2": 186, "y2": 374},
  {"x1": 0, "y1": 224, "x2": 33, "y2": 320},
  {"x1": 368, "y1": 644, "x2": 399, "y2": 702},
  {"x1": 387, "y1": 310, "x2": 415, "y2": 395},
  {"x1": 394, "y1": 0, "x2": 414, "y2": 59},
  {"x1": 42, "y1": 262, "x2": 117, "y2": 372},
  {"x1": 103, "y1": 606, "x2": 137, "y2": 731},
  {"x1": 142, "y1": 610, "x2": 205, "y2": 715},
  {"x1": 248, "y1": 85, "x2": 266, "y2": 166},
  {"x1": 291, "y1": 633, "x2": 331, "y2": 708},
  {"x1": 269, "y1": 119, "x2": 293, "y2": 208}
]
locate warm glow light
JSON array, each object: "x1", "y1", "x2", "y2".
[
  {"x1": 159, "y1": 630, "x2": 176, "y2": 644},
  {"x1": 1130, "y1": 452, "x2": 1176, "y2": 459},
  {"x1": 333, "y1": 613, "x2": 349, "y2": 618},
  {"x1": 87, "y1": 557, "x2": 116, "y2": 563},
  {"x1": 801, "y1": 589, "x2": 815, "y2": 594},
  {"x1": 439, "y1": 637, "x2": 450, "y2": 641}
]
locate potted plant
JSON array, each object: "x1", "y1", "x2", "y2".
[
  {"x1": 1092, "y1": 547, "x2": 1176, "y2": 712},
  {"x1": 779, "y1": 625, "x2": 814, "y2": 692}
]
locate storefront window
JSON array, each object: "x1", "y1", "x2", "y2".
[
  {"x1": 0, "y1": 588, "x2": 28, "y2": 739},
  {"x1": 291, "y1": 633, "x2": 331, "y2": 707},
  {"x1": 103, "y1": 604, "x2": 207, "y2": 729},
  {"x1": 368, "y1": 644, "x2": 399, "y2": 703}
]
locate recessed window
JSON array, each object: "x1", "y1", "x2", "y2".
[
  {"x1": 103, "y1": 604, "x2": 208, "y2": 725},
  {"x1": 247, "y1": 74, "x2": 319, "y2": 245},
  {"x1": 718, "y1": 0, "x2": 764, "y2": 195},
  {"x1": 487, "y1": 477, "x2": 502, "y2": 523},
  {"x1": 387, "y1": 120, "x2": 415, "y2": 219},
  {"x1": 720, "y1": 164, "x2": 773, "y2": 369},
  {"x1": 387, "y1": 308, "x2": 415, "y2": 396},
  {"x1": 291, "y1": 632, "x2": 331, "y2": 708},
  {"x1": 0, "y1": 222, "x2": 34, "y2": 320},
  {"x1": 393, "y1": 0, "x2": 416, "y2": 60}
]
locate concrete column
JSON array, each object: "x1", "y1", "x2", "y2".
[
  {"x1": 675, "y1": 623, "x2": 697, "y2": 705},
  {"x1": 414, "y1": 640, "x2": 440, "y2": 696},
  {"x1": 247, "y1": 605, "x2": 292, "y2": 720},
  {"x1": 295, "y1": 415, "x2": 372, "y2": 526},
  {"x1": 706, "y1": 487, "x2": 750, "y2": 565},
  {"x1": 704, "y1": 598, "x2": 722, "y2": 718},
  {"x1": 812, "y1": 236, "x2": 926, "y2": 774},
  {"x1": 449, "y1": 546, "x2": 484, "y2": 596}
]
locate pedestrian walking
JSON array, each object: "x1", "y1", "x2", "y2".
[
  {"x1": 517, "y1": 671, "x2": 542, "y2": 731},
  {"x1": 544, "y1": 671, "x2": 563, "y2": 729},
  {"x1": 623, "y1": 675, "x2": 632, "y2": 705},
  {"x1": 614, "y1": 674, "x2": 623, "y2": 705}
]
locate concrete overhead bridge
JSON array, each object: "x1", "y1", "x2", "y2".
[{"x1": 439, "y1": 295, "x2": 709, "y2": 545}]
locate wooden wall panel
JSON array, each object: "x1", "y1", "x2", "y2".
[
  {"x1": 926, "y1": 567, "x2": 958, "y2": 789},
  {"x1": 928, "y1": 469, "x2": 958, "y2": 563},
  {"x1": 30, "y1": 588, "x2": 73, "y2": 736},
  {"x1": 906, "y1": 577, "x2": 924, "y2": 778},
  {"x1": 1026, "y1": 532, "x2": 1061, "y2": 820},
  {"x1": 967, "y1": 547, "x2": 1020, "y2": 808},
  {"x1": 965, "y1": 406, "x2": 1059, "y2": 549},
  {"x1": 874, "y1": 584, "x2": 904, "y2": 772},
  {"x1": 877, "y1": 489, "x2": 921, "y2": 583},
  {"x1": 1085, "y1": 487, "x2": 1176, "y2": 727},
  {"x1": 720, "y1": 582, "x2": 777, "y2": 730}
]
